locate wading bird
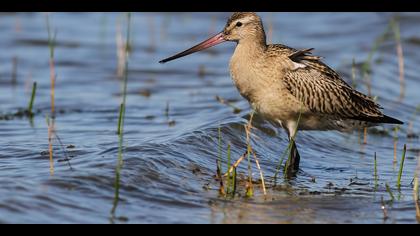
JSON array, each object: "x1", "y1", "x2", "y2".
[{"x1": 159, "y1": 12, "x2": 403, "y2": 176}]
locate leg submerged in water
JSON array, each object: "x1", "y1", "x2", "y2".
[
  {"x1": 287, "y1": 138, "x2": 300, "y2": 173},
  {"x1": 284, "y1": 119, "x2": 301, "y2": 177},
  {"x1": 284, "y1": 138, "x2": 300, "y2": 178}
]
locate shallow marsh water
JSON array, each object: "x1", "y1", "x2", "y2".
[{"x1": 0, "y1": 12, "x2": 420, "y2": 223}]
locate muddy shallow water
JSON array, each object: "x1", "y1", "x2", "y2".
[{"x1": 0, "y1": 12, "x2": 419, "y2": 223}]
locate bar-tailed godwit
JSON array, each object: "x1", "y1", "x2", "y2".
[{"x1": 160, "y1": 12, "x2": 403, "y2": 175}]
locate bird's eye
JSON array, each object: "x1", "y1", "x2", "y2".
[{"x1": 236, "y1": 22, "x2": 243, "y2": 27}]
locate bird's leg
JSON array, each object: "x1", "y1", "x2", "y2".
[
  {"x1": 284, "y1": 121, "x2": 300, "y2": 177},
  {"x1": 287, "y1": 137, "x2": 300, "y2": 173}
]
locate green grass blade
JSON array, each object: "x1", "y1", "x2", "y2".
[
  {"x1": 28, "y1": 82, "x2": 37, "y2": 117},
  {"x1": 374, "y1": 152, "x2": 378, "y2": 189},
  {"x1": 397, "y1": 144, "x2": 407, "y2": 189},
  {"x1": 386, "y1": 183, "x2": 395, "y2": 201}
]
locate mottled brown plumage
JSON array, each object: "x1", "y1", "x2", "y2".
[
  {"x1": 225, "y1": 13, "x2": 402, "y2": 132},
  {"x1": 159, "y1": 12, "x2": 403, "y2": 175}
]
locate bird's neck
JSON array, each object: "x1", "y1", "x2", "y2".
[
  {"x1": 235, "y1": 38, "x2": 267, "y2": 59},
  {"x1": 230, "y1": 35, "x2": 268, "y2": 103}
]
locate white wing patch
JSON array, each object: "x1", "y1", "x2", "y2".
[{"x1": 292, "y1": 61, "x2": 307, "y2": 70}]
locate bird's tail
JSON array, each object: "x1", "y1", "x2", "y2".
[{"x1": 379, "y1": 115, "x2": 404, "y2": 125}]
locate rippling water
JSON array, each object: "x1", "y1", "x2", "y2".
[{"x1": 0, "y1": 12, "x2": 419, "y2": 223}]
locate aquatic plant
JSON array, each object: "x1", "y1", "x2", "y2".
[
  {"x1": 111, "y1": 12, "x2": 131, "y2": 220},
  {"x1": 397, "y1": 144, "x2": 407, "y2": 189},
  {"x1": 386, "y1": 183, "x2": 395, "y2": 201},
  {"x1": 27, "y1": 82, "x2": 37, "y2": 118},
  {"x1": 245, "y1": 112, "x2": 255, "y2": 197},
  {"x1": 46, "y1": 13, "x2": 57, "y2": 175},
  {"x1": 374, "y1": 152, "x2": 378, "y2": 189}
]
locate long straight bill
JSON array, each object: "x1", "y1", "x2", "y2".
[{"x1": 159, "y1": 32, "x2": 225, "y2": 64}]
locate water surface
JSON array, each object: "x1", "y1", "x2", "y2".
[{"x1": 0, "y1": 12, "x2": 419, "y2": 223}]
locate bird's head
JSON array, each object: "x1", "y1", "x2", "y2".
[
  {"x1": 222, "y1": 12, "x2": 266, "y2": 44},
  {"x1": 159, "y1": 12, "x2": 266, "y2": 64}
]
